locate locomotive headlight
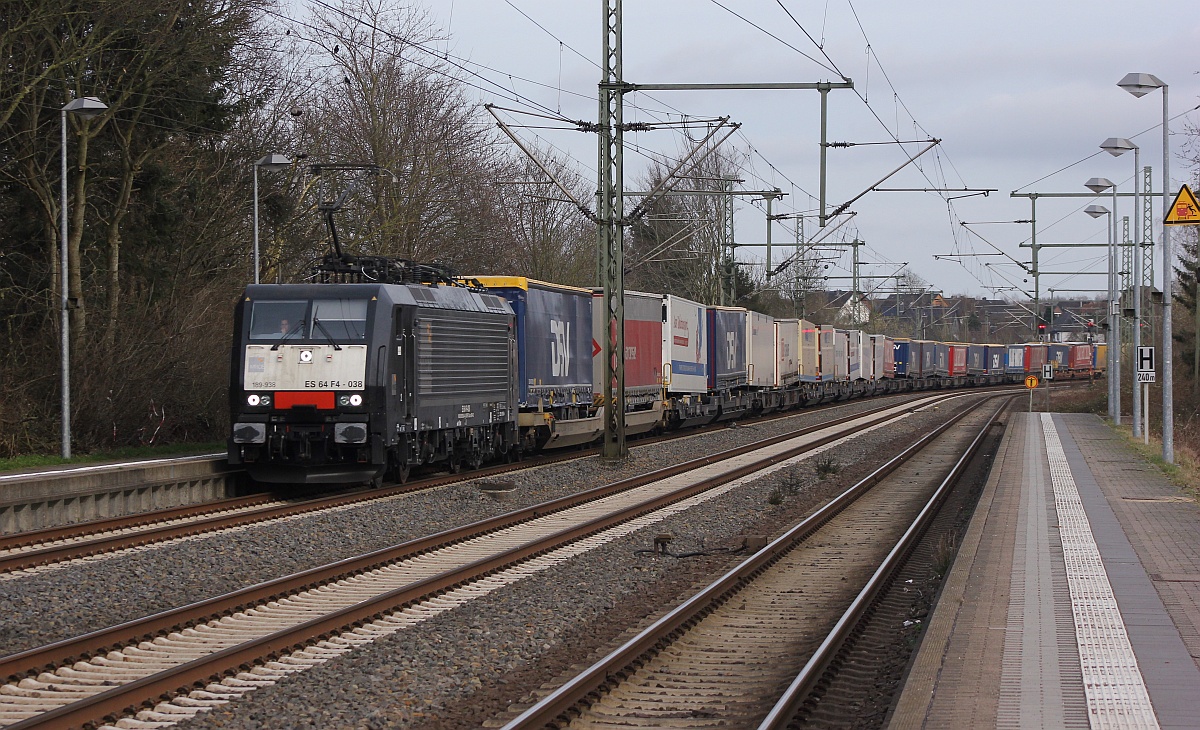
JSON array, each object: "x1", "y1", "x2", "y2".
[
  {"x1": 349, "y1": 394, "x2": 363, "y2": 406},
  {"x1": 260, "y1": 395, "x2": 271, "y2": 406},
  {"x1": 338, "y1": 395, "x2": 350, "y2": 407},
  {"x1": 247, "y1": 394, "x2": 260, "y2": 406}
]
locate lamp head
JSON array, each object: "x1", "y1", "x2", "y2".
[
  {"x1": 255, "y1": 153, "x2": 292, "y2": 170},
  {"x1": 62, "y1": 97, "x2": 108, "y2": 119},
  {"x1": 1085, "y1": 177, "x2": 1114, "y2": 193},
  {"x1": 1100, "y1": 137, "x2": 1137, "y2": 157},
  {"x1": 1084, "y1": 204, "x2": 1110, "y2": 219},
  {"x1": 1117, "y1": 72, "x2": 1165, "y2": 98}
]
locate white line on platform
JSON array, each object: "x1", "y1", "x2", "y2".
[{"x1": 1040, "y1": 413, "x2": 1159, "y2": 730}]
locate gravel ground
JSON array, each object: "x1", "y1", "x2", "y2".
[
  {"x1": 0, "y1": 390, "x2": 991, "y2": 728},
  {"x1": 164, "y1": 392, "x2": 991, "y2": 730}
]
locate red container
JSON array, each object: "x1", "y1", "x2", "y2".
[
  {"x1": 948, "y1": 344, "x2": 969, "y2": 377},
  {"x1": 1025, "y1": 343, "x2": 1048, "y2": 373},
  {"x1": 1068, "y1": 343, "x2": 1093, "y2": 371},
  {"x1": 592, "y1": 289, "x2": 663, "y2": 397}
]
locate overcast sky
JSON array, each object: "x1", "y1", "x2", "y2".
[{"x1": 416, "y1": 0, "x2": 1200, "y2": 299}]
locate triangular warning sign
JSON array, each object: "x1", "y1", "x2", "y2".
[{"x1": 1164, "y1": 184, "x2": 1200, "y2": 226}]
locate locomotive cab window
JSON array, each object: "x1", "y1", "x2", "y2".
[
  {"x1": 311, "y1": 298, "x2": 369, "y2": 340},
  {"x1": 249, "y1": 300, "x2": 308, "y2": 340}
]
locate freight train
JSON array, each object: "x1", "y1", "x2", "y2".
[{"x1": 228, "y1": 267, "x2": 1102, "y2": 486}]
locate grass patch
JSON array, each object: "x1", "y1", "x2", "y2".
[
  {"x1": 0, "y1": 442, "x2": 225, "y2": 474},
  {"x1": 1106, "y1": 423, "x2": 1200, "y2": 500},
  {"x1": 815, "y1": 455, "x2": 840, "y2": 479}
]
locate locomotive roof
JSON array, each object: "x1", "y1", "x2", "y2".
[{"x1": 241, "y1": 282, "x2": 512, "y2": 315}]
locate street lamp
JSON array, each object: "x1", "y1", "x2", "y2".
[
  {"x1": 1119, "y1": 72, "x2": 1173, "y2": 462},
  {"x1": 252, "y1": 153, "x2": 292, "y2": 284},
  {"x1": 1086, "y1": 177, "x2": 1118, "y2": 423},
  {"x1": 60, "y1": 96, "x2": 108, "y2": 459},
  {"x1": 1100, "y1": 137, "x2": 1143, "y2": 437},
  {"x1": 1085, "y1": 199, "x2": 1117, "y2": 422}
]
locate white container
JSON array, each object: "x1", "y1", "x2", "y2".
[
  {"x1": 747, "y1": 310, "x2": 776, "y2": 387},
  {"x1": 775, "y1": 318, "x2": 800, "y2": 386},
  {"x1": 662, "y1": 294, "x2": 708, "y2": 394},
  {"x1": 799, "y1": 319, "x2": 819, "y2": 382},
  {"x1": 839, "y1": 329, "x2": 864, "y2": 380}
]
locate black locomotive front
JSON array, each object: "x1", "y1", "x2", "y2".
[{"x1": 229, "y1": 282, "x2": 517, "y2": 485}]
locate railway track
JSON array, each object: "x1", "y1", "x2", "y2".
[
  {"x1": 497, "y1": 394, "x2": 1009, "y2": 729},
  {"x1": 0, "y1": 389, "x2": 982, "y2": 577},
  {"x1": 0, "y1": 391, "x2": 978, "y2": 729}
]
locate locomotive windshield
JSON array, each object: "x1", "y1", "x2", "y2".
[
  {"x1": 248, "y1": 298, "x2": 369, "y2": 341},
  {"x1": 311, "y1": 298, "x2": 368, "y2": 340},
  {"x1": 249, "y1": 300, "x2": 308, "y2": 340}
]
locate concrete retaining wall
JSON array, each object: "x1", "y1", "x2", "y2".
[{"x1": 0, "y1": 456, "x2": 243, "y2": 534}]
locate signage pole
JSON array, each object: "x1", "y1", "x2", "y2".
[{"x1": 1143, "y1": 383, "x2": 1150, "y2": 445}]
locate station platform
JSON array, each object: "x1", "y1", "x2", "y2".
[{"x1": 889, "y1": 412, "x2": 1200, "y2": 730}]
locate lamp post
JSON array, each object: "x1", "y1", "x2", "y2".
[
  {"x1": 252, "y1": 154, "x2": 292, "y2": 284},
  {"x1": 1119, "y1": 72, "x2": 1173, "y2": 463},
  {"x1": 1101, "y1": 137, "x2": 1141, "y2": 436},
  {"x1": 1085, "y1": 199, "x2": 1115, "y2": 421},
  {"x1": 60, "y1": 96, "x2": 108, "y2": 459}
]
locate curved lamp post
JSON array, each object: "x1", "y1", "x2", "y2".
[
  {"x1": 60, "y1": 96, "x2": 108, "y2": 459},
  {"x1": 1119, "y1": 72, "x2": 1173, "y2": 462},
  {"x1": 1101, "y1": 137, "x2": 1142, "y2": 437},
  {"x1": 1085, "y1": 198, "x2": 1116, "y2": 421},
  {"x1": 252, "y1": 153, "x2": 292, "y2": 284}
]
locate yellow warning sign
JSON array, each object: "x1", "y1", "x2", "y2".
[
  {"x1": 1025, "y1": 375, "x2": 1039, "y2": 389},
  {"x1": 1164, "y1": 184, "x2": 1200, "y2": 226}
]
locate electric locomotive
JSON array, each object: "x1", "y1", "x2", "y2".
[{"x1": 228, "y1": 279, "x2": 517, "y2": 485}]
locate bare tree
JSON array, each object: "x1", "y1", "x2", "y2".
[
  {"x1": 279, "y1": 0, "x2": 512, "y2": 274},
  {"x1": 488, "y1": 150, "x2": 594, "y2": 284},
  {"x1": 626, "y1": 144, "x2": 745, "y2": 304}
]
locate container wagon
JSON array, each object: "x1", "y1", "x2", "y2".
[
  {"x1": 1025, "y1": 343, "x2": 1049, "y2": 373},
  {"x1": 948, "y1": 344, "x2": 968, "y2": 378},
  {"x1": 474, "y1": 277, "x2": 595, "y2": 449},
  {"x1": 591, "y1": 288, "x2": 665, "y2": 436},
  {"x1": 775, "y1": 318, "x2": 800, "y2": 387},
  {"x1": 1005, "y1": 344, "x2": 1026, "y2": 375}
]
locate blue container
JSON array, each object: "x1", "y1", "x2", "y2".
[
  {"x1": 933, "y1": 342, "x2": 950, "y2": 377},
  {"x1": 892, "y1": 338, "x2": 916, "y2": 379},
  {"x1": 1048, "y1": 343, "x2": 1069, "y2": 368},
  {"x1": 966, "y1": 344, "x2": 987, "y2": 375},
  {"x1": 1005, "y1": 344, "x2": 1027, "y2": 374},
  {"x1": 475, "y1": 277, "x2": 593, "y2": 409},
  {"x1": 985, "y1": 344, "x2": 1005, "y2": 375},
  {"x1": 915, "y1": 340, "x2": 936, "y2": 376},
  {"x1": 706, "y1": 307, "x2": 748, "y2": 389}
]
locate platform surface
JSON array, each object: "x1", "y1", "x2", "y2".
[{"x1": 889, "y1": 412, "x2": 1200, "y2": 730}]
